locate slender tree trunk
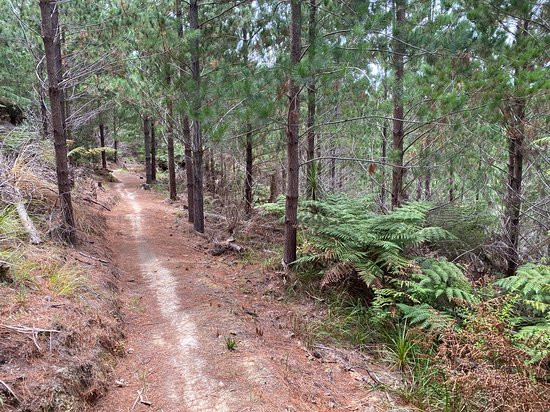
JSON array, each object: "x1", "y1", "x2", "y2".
[
  {"x1": 209, "y1": 150, "x2": 215, "y2": 193},
  {"x1": 245, "y1": 124, "x2": 253, "y2": 217},
  {"x1": 269, "y1": 172, "x2": 278, "y2": 202},
  {"x1": 151, "y1": 120, "x2": 157, "y2": 181},
  {"x1": 143, "y1": 116, "x2": 152, "y2": 184},
  {"x1": 113, "y1": 115, "x2": 118, "y2": 163},
  {"x1": 504, "y1": 97, "x2": 526, "y2": 276},
  {"x1": 39, "y1": 80, "x2": 49, "y2": 138},
  {"x1": 99, "y1": 122, "x2": 107, "y2": 169},
  {"x1": 449, "y1": 166, "x2": 455, "y2": 202},
  {"x1": 39, "y1": 0, "x2": 76, "y2": 243},
  {"x1": 167, "y1": 100, "x2": 177, "y2": 200},
  {"x1": 424, "y1": 138, "x2": 431, "y2": 200},
  {"x1": 503, "y1": 18, "x2": 529, "y2": 277},
  {"x1": 380, "y1": 67, "x2": 389, "y2": 210},
  {"x1": 189, "y1": 0, "x2": 204, "y2": 232},
  {"x1": 51, "y1": 5, "x2": 67, "y2": 142},
  {"x1": 284, "y1": 0, "x2": 302, "y2": 265},
  {"x1": 183, "y1": 116, "x2": 194, "y2": 222},
  {"x1": 330, "y1": 148, "x2": 336, "y2": 191},
  {"x1": 391, "y1": 0, "x2": 406, "y2": 209},
  {"x1": 381, "y1": 125, "x2": 388, "y2": 203},
  {"x1": 306, "y1": 0, "x2": 317, "y2": 200}
]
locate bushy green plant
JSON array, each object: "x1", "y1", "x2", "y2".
[
  {"x1": 68, "y1": 146, "x2": 116, "y2": 165},
  {"x1": 496, "y1": 263, "x2": 550, "y2": 363}
]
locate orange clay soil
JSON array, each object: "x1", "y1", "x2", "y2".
[{"x1": 96, "y1": 170, "x2": 402, "y2": 412}]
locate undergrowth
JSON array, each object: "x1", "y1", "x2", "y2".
[{"x1": 262, "y1": 196, "x2": 550, "y2": 411}]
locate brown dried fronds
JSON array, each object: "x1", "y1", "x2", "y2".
[
  {"x1": 321, "y1": 262, "x2": 357, "y2": 289},
  {"x1": 437, "y1": 300, "x2": 550, "y2": 411}
]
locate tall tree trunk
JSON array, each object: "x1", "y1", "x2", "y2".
[
  {"x1": 143, "y1": 116, "x2": 152, "y2": 184},
  {"x1": 424, "y1": 138, "x2": 431, "y2": 200},
  {"x1": 51, "y1": 5, "x2": 67, "y2": 142},
  {"x1": 380, "y1": 66, "x2": 389, "y2": 210},
  {"x1": 189, "y1": 0, "x2": 204, "y2": 232},
  {"x1": 284, "y1": 0, "x2": 302, "y2": 265},
  {"x1": 503, "y1": 18, "x2": 529, "y2": 277},
  {"x1": 380, "y1": 124, "x2": 387, "y2": 207},
  {"x1": 269, "y1": 172, "x2": 277, "y2": 202},
  {"x1": 99, "y1": 122, "x2": 107, "y2": 169},
  {"x1": 209, "y1": 150, "x2": 215, "y2": 193},
  {"x1": 167, "y1": 100, "x2": 177, "y2": 200},
  {"x1": 391, "y1": 0, "x2": 406, "y2": 209},
  {"x1": 113, "y1": 115, "x2": 118, "y2": 163},
  {"x1": 306, "y1": 0, "x2": 317, "y2": 200},
  {"x1": 39, "y1": 0, "x2": 76, "y2": 243},
  {"x1": 449, "y1": 165, "x2": 455, "y2": 202},
  {"x1": 504, "y1": 97, "x2": 526, "y2": 276},
  {"x1": 39, "y1": 79, "x2": 49, "y2": 138},
  {"x1": 245, "y1": 124, "x2": 253, "y2": 217},
  {"x1": 151, "y1": 120, "x2": 157, "y2": 181},
  {"x1": 330, "y1": 148, "x2": 336, "y2": 191},
  {"x1": 183, "y1": 116, "x2": 194, "y2": 222}
]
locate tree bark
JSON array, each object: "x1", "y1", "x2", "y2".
[
  {"x1": 51, "y1": 5, "x2": 67, "y2": 142},
  {"x1": 99, "y1": 122, "x2": 107, "y2": 169},
  {"x1": 39, "y1": 0, "x2": 76, "y2": 243},
  {"x1": 391, "y1": 0, "x2": 406, "y2": 209},
  {"x1": 167, "y1": 100, "x2": 177, "y2": 200},
  {"x1": 113, "y1": 115, "x2": 118, "y2": 163},
  {"x1": 183, "y1": 116, "x2": 194, "y2": 222},
  {"x1": 190, "y1": 0, "x2": 204, "y2": 233},
  {"x1": 503, "y1": 18, "x2": 530, "y2": 277},
  {"x1": 245, "y1": 124, "x2": 253, "y2": 217},
  {"x1": 39, "y1": 80, "x2": 49, "y2": 138},
  {"x1": 306, "y1": 0, "x2": 317, "y2": 200},
  {"x1": 504, "y1": 97, "x2": 526, "y2": 276},
  {"x1": 380, "y1": 123, "x2": 387, "y2": 207},
  {"x1": 151, "y1": 120, "x2": 157, "y2": 181},
  {"x1": 143, "y1": 116, "x2": 152, "y2": 184},
  {"x1": 269, "y1": 172, "x2": 277, "y2": 202},
  {"x1": 284, "y1": 0, "x2": 302, "y2": 265}
]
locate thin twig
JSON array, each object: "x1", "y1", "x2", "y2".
[{"x1": 0, "y1": 379, "x2": 20, "y2": 403}]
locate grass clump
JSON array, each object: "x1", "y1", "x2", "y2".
[
  {"x1": 45, "y1": 262, "x2": 87, "y2": 296},
  {"x1": 225, "y1": 336, "x2": 237, "y2": 351}
]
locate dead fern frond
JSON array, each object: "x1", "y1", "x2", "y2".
[{"x1": 321, "y1": 262, "x2": 356, "y2": 289}]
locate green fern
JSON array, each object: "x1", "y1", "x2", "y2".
[
  {"x1": 397, "y1": 303, "x2": 454, "y2": 330},
  {"x1": 496, "y1": 263, "x2": 550, "y2": 315},
  {"x1": 407, "y1": 258, "x2": 479, "y2": 308}
]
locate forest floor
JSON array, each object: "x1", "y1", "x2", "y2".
[{"x1": 95, "y1": 170, "x2": 403, "y2": 412}]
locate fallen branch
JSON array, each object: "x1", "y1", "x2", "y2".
[
  {"x1": 15, "y1": 201, "x2": 42, "y2": 244},
  {"x1": 77, "y1": 251, "x2": 109, "y2": 264},
  {"x1": 210, "y1": 237, "x2": 245, "y2": 256},
  {"x1": 82, "y1": 196, "x2": 111, "y2": 211},
  {"x1": 0, "y1": 379, "x2": 20, "y2": 404},
  {"x1": 0, "y1": 324, "x2": 60, "y2": 334}
]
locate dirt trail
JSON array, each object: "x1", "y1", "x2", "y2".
[{"x1": 96, "y1": 171, "x2": 398, "y2": 412}]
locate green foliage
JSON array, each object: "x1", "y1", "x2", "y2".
[
  {"x1": 0, "y1": 206, "x2": 24, "y2": 242},
  {"x1": 496, "y1": 264, "x2": 550, "y2": 363},
  {"x1": 405, "y1": 259, "x2": 479, "y2": 309},
  {"x1": 224, "y1": 336, "x2": 236, "y2": 351},
  {"x1": 68, "y1": 146, "x2": 116, "y2": 165},
  {"x1": 296, "y1": 198, "x2": 455, "y2": 288},
  {"x1": 496, "y1": 263, "x2": 550, "y2": 315}
]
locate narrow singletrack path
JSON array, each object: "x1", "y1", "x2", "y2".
[{"x1": 96, "y1": 170, "x2": 396, "y2": 412}]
